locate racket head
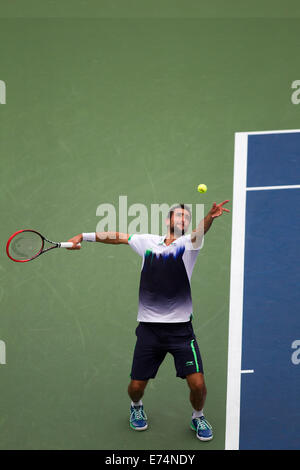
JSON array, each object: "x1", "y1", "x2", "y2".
[{"x1": 6, "y1": 229, "x2": 44, "y2": 262}]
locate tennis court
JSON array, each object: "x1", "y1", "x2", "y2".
[
  {"x1": 0, "y1": 1, "x2": 300, "y2": 450},
  {"x1": 226, "y1": 130, "x2": 300, "y2": 450}
]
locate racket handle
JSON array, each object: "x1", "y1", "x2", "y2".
[{"x1": 60, "y1": 242, "x2": 81, "y2": 248}]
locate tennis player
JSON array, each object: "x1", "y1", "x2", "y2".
[{"x1": 68, "y1": 200, "x2": 229, "y2": 441}]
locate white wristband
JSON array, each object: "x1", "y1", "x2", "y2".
[{"x1": 82, "y1": 232, "x2": 96, "y2": 242}]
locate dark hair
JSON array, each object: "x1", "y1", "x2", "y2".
[{"x1": 167, "y1": 204, "x2": 191, "y2": 221}]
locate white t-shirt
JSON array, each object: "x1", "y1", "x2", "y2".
[{"x1": 128, "y1": 233, "x2": 203, "y2": 323}]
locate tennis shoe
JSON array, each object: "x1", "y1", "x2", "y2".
[
  {"x1": 191, "y1": 416, "x2": 213, "y2": 441},
  {"x1": 130, "y1": 405, "x2": 148, "y2": 431}
]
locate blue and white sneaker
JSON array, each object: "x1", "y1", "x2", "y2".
[
  {"x1": 130, "y1": 405, "x2": 148, "y2": 431},
  {"x1": 191, "y1": 416, "x2": 213, "y2": 441}
]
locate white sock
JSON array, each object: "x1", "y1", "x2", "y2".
[
  {"x1": 192, "y1": 409, "x2": 204, "y2": 419},
  {"x1": 131, "y1": 400, "x2": 143, "y2": 407}
]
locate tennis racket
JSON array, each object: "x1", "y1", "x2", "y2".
[{"x1": 6, "y1": 229, "x2": 81, "y2": 263}]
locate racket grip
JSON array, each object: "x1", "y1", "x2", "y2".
[{"x1": 60, "y1": 242, "x2": 81, "y2": 248}]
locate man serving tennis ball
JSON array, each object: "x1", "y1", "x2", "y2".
[{"x1": 68, "y1": 198, "x2": 230, "y2": 441}]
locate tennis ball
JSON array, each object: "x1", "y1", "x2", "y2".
[{"x1": 197, "y1": 184, "x2": 207, "y2": 193}]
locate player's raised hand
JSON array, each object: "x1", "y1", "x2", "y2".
[{"x1": 209, "y1": 200, "x2": 230, "y2": 218}]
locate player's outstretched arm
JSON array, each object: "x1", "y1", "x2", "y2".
[
  {"x1": 95, "y1": 232, "x2": 130, "y2": 244},
  {"x1": 67, "y1": 232, "x2": 130, "y2": 249},
  {"x1": 191, "y1": 200, "x2": 230, "y2": 246},
  {"x1": 209, "y1": 200, "x2": 230, "y2": 219}
]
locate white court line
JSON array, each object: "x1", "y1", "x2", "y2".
[
  {"x1": 225, "y1": 128, "x2": 300, "y2": 451},
  {"x1": 247, "y1": 185, "x2": 300, "y2": 191},
  {"x1": 241, "y1": 370, "x2": 254, "y2": 374},
  {"x1": 236, "y1": 128, "x2": 300, "y2": 135},
  {"x1": 225, "y1": 132, "x2": 248, "y2": 451}
]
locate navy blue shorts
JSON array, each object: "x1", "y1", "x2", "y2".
[{"x1": 130, "y1": 321, "x2": 204, "y2": 380}]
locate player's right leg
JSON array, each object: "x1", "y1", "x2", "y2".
[
  {"x1": 128, "y1": 380, "x2": 148, "y2": 431},
  {"x1": 128, "y1": 379, "x2": 148, "y2": 403},
  {"x1": 128, "y1": 323, "x2": 167, "y2": 431}
]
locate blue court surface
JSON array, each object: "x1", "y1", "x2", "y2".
[{"x1": 226, "y1": 130, "x2": 300, "y2": 450}]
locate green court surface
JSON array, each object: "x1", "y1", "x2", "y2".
[{"x1": 0, "y1": 2, "x2": 300, "y2": 450}]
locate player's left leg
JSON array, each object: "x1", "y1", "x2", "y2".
[
  {"x1": 186, "y1": 373, "x2": 213, "y2": 441},
  {"x1": 168, "y1": 322, "x2": 213, "y2": 441},
  {"x1": 186, "y1": 372, "x2": 207, "y2": 412}
]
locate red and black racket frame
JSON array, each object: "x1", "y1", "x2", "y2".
[{"x1": 6, "y1": 229, "x2": 59, "y2": 263}]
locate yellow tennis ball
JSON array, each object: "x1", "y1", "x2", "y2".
[{"x1": 197, "y1": 184, "x2": 207, "y2": 193}]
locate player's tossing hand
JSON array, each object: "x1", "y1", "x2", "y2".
[{"x1": 209, "y1": 200, "x2": 230, "y2": 218}]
